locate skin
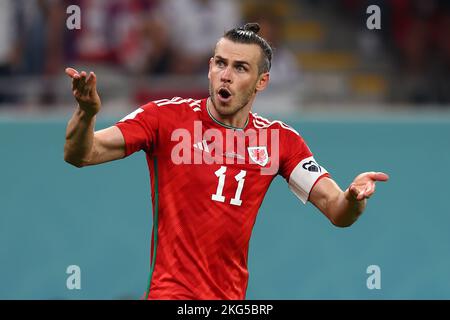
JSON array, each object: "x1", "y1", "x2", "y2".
[
  {"x1": 63, "y1": 68, "x2": 125, "y2": 167},
  {"x1": 64, "y1": 37, "x2": 389, "y2": 227},
  {"x1": 207, "y1": 38, "x2": 269, "y2": 128}
]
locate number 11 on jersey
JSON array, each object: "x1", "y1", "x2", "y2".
[{"x1": 212, "y1": 166, "x2": 247, "y2": 206}]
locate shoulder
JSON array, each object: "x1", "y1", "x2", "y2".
[
  {"x1": 118, "y1": 97, "x2": 204, "y2": 126},
  {"x1": 123, "y1": 97, "x2": 203, "y2": 122},
  {"x1": 148, "y1": 97, "x2": 203, "y2": 112},
  {"x1": 251, "y1": 112, "x2": 311, "y2": 156},
  {"x1": 251, "y1": 112, "x2": 301, "y2": 137}
]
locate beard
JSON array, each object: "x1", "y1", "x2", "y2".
[{"x1": 209, "y1": 81, "x2": 256, "y2": 117}]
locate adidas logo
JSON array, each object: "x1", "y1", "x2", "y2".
[
  {"x1": 193, "y1": 140, "x2": 211, "y2": 153},
  {"x1": 193, "y1": 140, "x2": 246, "y2": 160}
]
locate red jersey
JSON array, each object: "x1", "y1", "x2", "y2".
[{"x1": 115, "y1": 97, "x2": 329, "y2": 299}]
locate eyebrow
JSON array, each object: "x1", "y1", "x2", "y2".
[{"x1": 215, "y1": 55, "x2": 251, "y2": 67}]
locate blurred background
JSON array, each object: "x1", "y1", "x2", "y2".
[
  {"x1": 0, "y1": 0, "x2": 450, "y2": 299},
  {"x1": 0, "y1": 0, "x2": 449, "y2": 115}
]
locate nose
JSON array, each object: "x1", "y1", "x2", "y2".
[{"x1": 220, "y1": 66, "x2": 232, "y2": 83}]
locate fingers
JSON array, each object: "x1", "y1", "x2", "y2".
[
  {"x1": 74, "y1": 71, "x2": 86, "y2": 95},
  {"x1": 348, "y1": 184, "x2": 360, "y2": 199},
  {"x1": 363, "y1": 182, "x2": 376, "y2": 199},
  {"x1": 78, "y1": 71, "x2": 87, "y2": 87},
  {"x1": 66, "y1": 68, "x2": 97, "y2": 93},
  {"x1": 353, "y1": 188, "x2": 368, "y2": 201},
  {"x1": 368, "y1": 172, "x2": 390, "y2": 182},
  {"x1": 348, "y1": 171, "x2": 388, "y2": 201},
  {"x1": 349, "y1": 182, "x2": 376, "y2": 201},
  {"x1": 86, "y1": 72, "x2": 96, "y2": 88},
  {"x1": 65, "y1": 67, "x2": 80, "y2": 79},
  {"x1": 66, "y1": 68, "x2": 80, "y2": 92},
  {"x1": 74, "y1": 71, "x2": 95, "y2": 96}
]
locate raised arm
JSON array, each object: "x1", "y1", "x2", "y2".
[
  {"x1": 64, "y1": 67, "x2": 126, "y2": 167},
  {"x1": 308, "y1": 172, "x2": 389, "y2": 227}
]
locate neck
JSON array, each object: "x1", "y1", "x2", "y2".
[{"x1": 206, "y1": 98, "x2": 252, "y2": 130}]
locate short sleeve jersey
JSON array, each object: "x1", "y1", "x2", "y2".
[{"x1": 115, "y1": 97, "x2": 329, "y2": 299}]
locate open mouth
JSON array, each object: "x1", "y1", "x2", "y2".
[{"x1": 218, "y1": 88, "x2": 232, "y2": 101}]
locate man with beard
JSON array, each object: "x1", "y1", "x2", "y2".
[{"x1": 64, "y1": 23, "x2": 389, "y2": 299}]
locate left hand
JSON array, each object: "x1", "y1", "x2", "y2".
[{"x1": 346, "y1": 172, "x2": 389, "y2": 201}]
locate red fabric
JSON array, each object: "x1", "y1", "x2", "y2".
[{"x1": 115, "y1": 97, "x2": 321, "y2": 299}]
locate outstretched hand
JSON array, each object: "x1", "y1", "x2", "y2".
[
  {"x1": 347, "y1": 172, "x2": 389, "y2": 201},
  {"x1": 65, "y1": 67, "x2": 101, "y2": 116}
]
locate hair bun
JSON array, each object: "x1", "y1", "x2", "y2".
[{"x1": 242, "y1": 22, "x2": 260, "y2": 34}]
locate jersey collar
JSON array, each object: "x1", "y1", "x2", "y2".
[{"x1": 205, "y1": 98, "x2": 250, "y2": 131}]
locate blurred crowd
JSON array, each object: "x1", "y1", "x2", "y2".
[
  {"x1": 340, "y1": 0, "x2": 450, "y2": 104},
  {"x1": 0, "y1": 0, "x2": 448, "y2": 109},
  {"x1": 0, "y1": 0, "x2": 240, "y2": 76},
  {"x1": 0, "y1": 0, "x2": 245, "y2": 105}
]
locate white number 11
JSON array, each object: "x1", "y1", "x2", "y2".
[{"x1": 211, "y1": 166, "x2": 246, "y2": 206}]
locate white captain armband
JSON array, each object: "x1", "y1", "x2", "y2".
[{"x1": 288, "y1": 156, "x2": 328, "y2": 204}]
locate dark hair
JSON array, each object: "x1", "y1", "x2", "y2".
[{"x1": 223, "y1": 22, "x2": 273, "y2": 74}]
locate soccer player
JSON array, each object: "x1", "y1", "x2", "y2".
[{"x1": 64, "y1": 23, "x2": 389, "y2": 300}]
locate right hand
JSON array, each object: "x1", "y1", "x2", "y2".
[{"x1": 65, "y1": 67, "x2": 101, "y2": 116}]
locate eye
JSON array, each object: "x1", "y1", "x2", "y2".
[
  {"x1": 216, "y1": 60, "x2": 225, "y2": 68},
  {"x1": 236, "y1": 65, "x2": 247, "y2": 72}
]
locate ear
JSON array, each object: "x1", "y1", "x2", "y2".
[
  {"x1": 208, "y1": 57, "x2": 214, "y2": 81},
  {"x1": 255, "y1": 72, "x2": 270, "y2": 92}
]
